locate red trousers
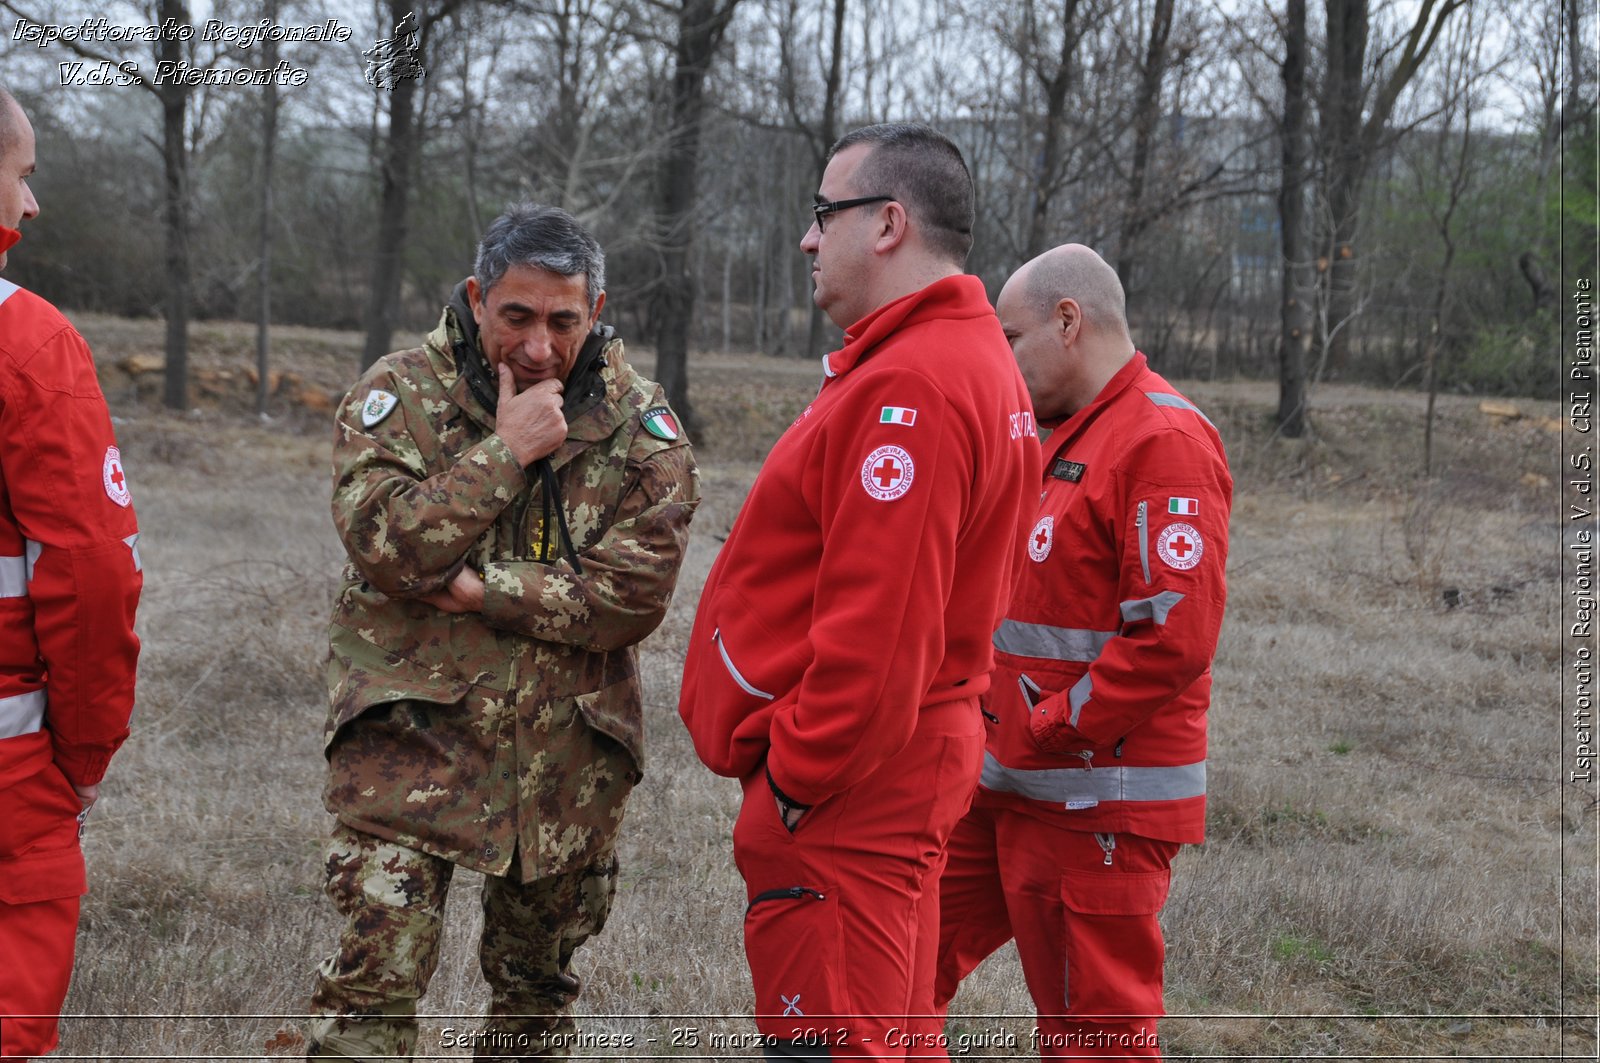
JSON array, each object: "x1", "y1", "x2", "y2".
[
  {"x1": 0, "y1": 765, "x2": 86, "y2": 1059},
  {"x1": 733, "y1": 699, "x2": 983, "y2": 1059},
  {"x1": 934, "y1": 805, "x2": 1178, "y2": 1061}
]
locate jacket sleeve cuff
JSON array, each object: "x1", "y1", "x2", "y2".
[
  {"x1": 476, "y1": 434, "x2": 529, "y2": 494},
  {"x1": 766, "y1": 765, "x2": 814, "y2": 812},
  {"x1": 52, "y1": 744, "x2": 115, "y2": 788}
]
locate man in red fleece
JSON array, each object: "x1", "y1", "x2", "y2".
[
  {"x1": 680, "y1": 123, "x2": 1040, "y2": 1059},
  {"x1": 933, "y1": 245, "x2": 1232, "y2": 1059},
  {"x1": 0, "y1": 88, "x2": 143, "y2": 1058}
]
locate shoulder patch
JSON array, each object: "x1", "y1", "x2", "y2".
[
  {"x1": 361, "y1": 389, "x2": 400, "y2": 428},
  {"x1": 879, "y1": 406, "x2": 918, "y2": 426},
  {"x1": 642, "y1": 405, "x2": 680, "y2": 441},
  {"x1": 861, "y1": 445, "x2": 915, "y2": 501},
  {"x1": 103, "y1": 446, "x2": 131, "y2": 507},
  {"x1": 1156, "y1": 521, "x2": 1203, "y2": 570}
]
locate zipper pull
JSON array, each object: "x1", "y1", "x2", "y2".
[
  {"x1": 1077, "y1": 750, "x2": 1094, "y2": 772},
  {"x1": 1114, "y1": 737, "x2": 1125, "y2": 758},
  {"x1": 1095, "y1": 832, "x2": 1116, "y2": 866}
]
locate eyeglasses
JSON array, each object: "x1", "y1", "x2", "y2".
[{"x1": 811, "y1": 195, "x2": 895, "y2": 233}]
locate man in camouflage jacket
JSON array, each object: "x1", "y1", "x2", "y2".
[{"x1": 307, "y1": 204, "x2": 699, "y2": 1061}]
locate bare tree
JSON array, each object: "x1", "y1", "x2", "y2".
[
  {"x1": 1115, "y1": 0, "x2": 1175, "y2": 286},
  {"x1": 0, "y1": 0, "x2": 219, "y2": 409},
  {"x1": 1316, "y1": 0, "x2": 1467, "y2": 372},
  {"x1": 254, "y1": 1, "x2": 281, "y2": 419},
  {"x1": 1415, "y1": 7, "x2": 1485, "y2": 476},
  {"x1": 649, "y1": 0, "x2": 746, "y2": 434},
  {"x1": 360, "y1": 0, "x2": 469, "y2": 372},
  {"x1": 1276, "y1": 0, "x2": 1312, "y2": 437},
  {"x1": 1019, "y1": 0, "x2": 1088, "y2": 259}
]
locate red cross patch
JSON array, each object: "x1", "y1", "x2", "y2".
[
  {"x1": 102, "y1": 446, "x2": 131, "y2": 508},
  {"x1": 1156, "y1": 521, "x2": 1202, "y2": 570},
  {"x1": 1028, "y1": 515, "x2": 1054, "y2": 562},
  {"x1": 860, "y1": 445, "x2": 915, "y2": 501}
]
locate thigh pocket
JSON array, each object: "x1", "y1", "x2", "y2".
[
  {"x1": 1060, "y1": 867, "x2": 1171, "y2": 1018},
  {"x1": 0, "y1": 768, "x2": 86, "y2": 905},
  {"x1": 743, "y1": 885, "x2": 848, "y2": 1042}
]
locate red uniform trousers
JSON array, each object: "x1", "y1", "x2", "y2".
[
  {"x1": 734, "y1": 699, "x2": 983, "y2": 1060},
  {"x1": 934, "y1": 805, "x2": 1177, "y2": 1061},
  {"x1": 0, "y1": 765, "x2": 86, "y2": 1060}
]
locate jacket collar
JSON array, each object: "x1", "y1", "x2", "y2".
[
  {"x1": 820, "y1": 274, "x2": 992, "y2": 383},
  {"x1": 1046, "y1": 352, "x2": 1149, "y2": 459}
]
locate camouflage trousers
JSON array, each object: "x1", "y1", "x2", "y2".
[{"x1": 307, "y1": 823, "x2": 618, "y2": 1062}]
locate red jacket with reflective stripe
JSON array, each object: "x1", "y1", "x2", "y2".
[
  {"x1": 680, "y1": 275, "x2": 1041, "y2": 807},
  {"x1": 0, "y1": 274, "x2": 141, "y2": 791},
  {"x1": 976, "y1": 354, "x2": 1231, "y2": 843}
]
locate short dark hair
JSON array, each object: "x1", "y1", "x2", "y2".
[
  {"x1": 828, "y1": 123, "x2": 975, "y2": 265},
  {"x1": 474, "y1": 203, "x2": 605, "y2": 311}
]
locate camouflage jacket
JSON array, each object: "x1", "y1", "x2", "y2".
[{"x1": 323, "y1": 305, "x2": 699, "y2": 881}]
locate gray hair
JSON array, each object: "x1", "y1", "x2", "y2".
[{"x1": 474, "y1": 203, "x2": 605, "y2": 311}]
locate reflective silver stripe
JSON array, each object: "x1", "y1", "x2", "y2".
[
  {"x1": 1145, "y1": 391, "x2": 1216, "y2": 428},
  {"x1": 1121, "y1": 590, "x2": 1185, "y2": 626},
  {"x1": 24, "y1": 539, "x2": 41, "y2": 582},
  {"x1": 124, "y1": 533, "x2": 142, "y2": 573},
  {"x1": 714, "y1": 628, "x2": 775, "y2": 700},
  {"x1": 0, "y1": 688, "x2": 46, "y2": 739},
  {"x1": 1136, "y1": 501, "x2": 1150, "y2": 584},
  {"x1": 1067, "y1": 673, "x2": 1093, "y2": 727},
  {"x1": 0, "y1": 278, "x2": 18, "y2": 307},
  {"x1": 0, "y1": 555, "x2": 25, "y2": 597},
  {"x1": 994, "y1": 618, "x2": 1116, "y2": 663},
  {"x1": 981, "y1": 749, "x2": 1206, "y2": 803}
]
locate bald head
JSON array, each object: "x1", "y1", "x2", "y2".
[
  {"x1": 997, "y1": 243, "x2": 1136, "y2": 420},
  {"x1": 1017, "y1": 243, "x2": 1130, "y2": 341},
  {"x1": 0, "y1": 88, "x2": 19, "y2": 157}
]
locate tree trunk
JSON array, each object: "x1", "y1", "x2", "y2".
[
  {"x1": 1317, "y1": 0, "x2": 1466, "y2": 374},
  {"x1": 1276, "y1": 0, "x2": 1312, "y2": 437},
  {"x1": 1317, "y1": 0, "x2": 1368, "y2": 374},
  {"x1": 159, "y1": 0, "x2": 191, "y2": 411},
  {"x1": 650, "y1": 0, "x2": 745, "y2": 435},
  {"x1": 361, "y1": 0, "x2": 449, "y2": 371},
  {"x1": 1117, "y1": 0, "x2": 1175, "y2": 294},
  {"x1": 1024, "y1": 0, "x2": 1083, "y2": 259},
  {"x1": 255, "y1": 6, "x2": 280, "y2": 419},
  {"x1": 803, "y1": 0, "x2": 848, "y2": 359}
]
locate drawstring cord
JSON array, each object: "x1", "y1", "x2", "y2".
[{"x1": 534, "y1": 457, "x2": 585, "y2": 575}]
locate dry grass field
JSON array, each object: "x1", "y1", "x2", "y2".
[{"x1": 41, "y1": 312, "x2": 1591, "y2": 1061}]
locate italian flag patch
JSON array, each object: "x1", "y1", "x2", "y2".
[
  {"x1": 642, "y1": 406, "x2": 680, "y2": 441},
  {"x1": 1168, "y1": 497, "x2": 1199, "y2": 515},
  {"x1": 880, "y1": 406, "x2": 918, "y2": 426}
]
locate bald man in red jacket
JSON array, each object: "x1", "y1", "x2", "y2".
[
  {"x1": 934, "y1": 245, "x2": 1232, "y2": 1060},
  {"x1": 0, "y1": 88, "x2": 143, "y2": 1059},
  {"x1": 681, "y1": 123, "x2": 1040, "y2": 1059}
]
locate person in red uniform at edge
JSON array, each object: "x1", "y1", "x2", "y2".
[
  {"x1": 679, "y1": 123, "x2": 1041, "y2": 1060},
  {"x1": 0, "y1": 89, "x2": 144, "y2": 1056},
  {"x1": 0, "y1": 87, "x2": 142, "y2": 1060},
  {"x1": 932, "y1": 244, "x2": 1232, "y2": 1061}
]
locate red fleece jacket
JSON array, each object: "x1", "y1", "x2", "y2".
[
  {"x1": 0, "y1": 255, "x2": 142, "y2": 792},
  {"x1": 680, "y1": 275, "x2": 1041, "y2": 806}
]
